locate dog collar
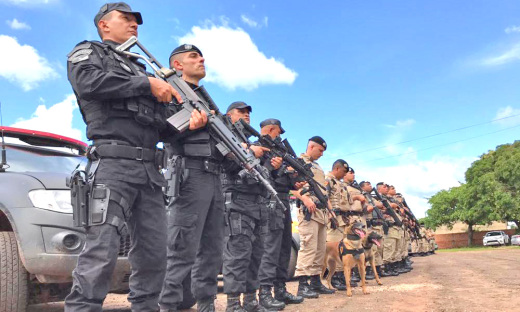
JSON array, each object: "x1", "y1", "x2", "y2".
[{"x1": 339, "y1": 240, "x2": 364, "y2": 261}]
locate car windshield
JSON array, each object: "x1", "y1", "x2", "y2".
[
  {"x1": 486, "y1": 232, "x2": 501, "y2": 237},
  {"x1": 4, "y1": 144, "x2": 87, "y2": 174}
]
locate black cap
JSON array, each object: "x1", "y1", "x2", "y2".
[
  {"x1": 259, "y1": 118, "x2": 285, "y2": 134},
  {"x1": 94, "y1": 2, "x2": 142, "y2": 26},
  {"x1": 332, "y1": 159, "x2": 349, "y2": 171},
  {"x1": 226, "y1": 101, "x2": 252, "y2": 113},
  {"x1": 347, "y1": 167, "x2": 355, "y2": 174},
  {"x1": 308, "y1": 136, "x2": 327, "y2": 150},
  {"x1": 169, "y1": 44, "x2": 203, "y2": 61},
  {"x1": 359, "y1": 181, "x2": 370, "y2": 187}
]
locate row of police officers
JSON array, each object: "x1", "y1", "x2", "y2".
[{"x1": 64, "y1": 3, "x2": 434, "y2": 312}]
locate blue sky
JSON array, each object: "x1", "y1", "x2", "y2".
[{"x1": 1, "y1": 0, "x2": 520, "y2": 217}]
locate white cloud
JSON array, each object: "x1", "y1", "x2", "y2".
[
  {"x1": 480, "y1": 43, "x2": 520, "y2": 66},
  {"x1": 0, "y1": 35, "x2": 58, "y2": 91},
  {"x1": 177, "y1": 22, "x2": 297, "y2": 90},
  {"x1": 240, "y1": 15, "x2": 268, "y2": 28},
  {"x1": 6, "y1": 18, "x2": 31, "y2": 30},
  {"x1": 10, "y1": 94, "x2": 83, "y2": 141},
  {"x1": 356, "y1": 155, "x2": 475, "y2": 218},
  {"x1": 493, "y1": 106, "x2": 520, "y2": 127},
  {"x1": 385, "y1": 118, "x2": 416, "y2": 129},
  {"x1": 505, "y1": 26, "x2": 520, "y2": 34}
]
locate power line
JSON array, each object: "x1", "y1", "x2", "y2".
[
  {"x1": 363, "y1": 124, "x2": 520, "y2": 163},
  {"x1": 345, "y1": 113, "x2": 520, "y2": 156}
]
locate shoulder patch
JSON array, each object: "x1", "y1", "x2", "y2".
[
  {"x1": 68, "y1": 49, "x2": 93, "y2": 63},
  {"x1": 67, "y1": 41, "x2": 92, "y2": 57}
]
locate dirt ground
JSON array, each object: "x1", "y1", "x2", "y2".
[{"x1": 29, "y1": 247, "x2": 520, "y2": 312}]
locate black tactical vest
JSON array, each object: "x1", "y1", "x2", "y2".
[{"x1": 70, "y1": 41, "x2": 168, "y2": 135}]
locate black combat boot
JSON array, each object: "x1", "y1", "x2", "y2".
[
  {"x1": 395, "y1": 261, "x2": 409, "y2": 274},
  {"x1": 259, "y1": 286, "x2": 285, "y2": 311},
  {"x1": 330, "y1": 272, "x2": 347, "y2": 291},
  {"x1": 376, "y1": 265, "x2": 390, "y2": 277},
  {"x1": 197, "y1": 296, "x2": 216, "y2": 312},
  {"x1": 309, "y1": 275, "x2": 335, "y2": 294},
  {"x1": 365, "y1": 266, "x2": 375, "y2": 280},
  {"x1": 385, "y1": 263, "x2": 398, "y2": 276},
  {"x1": 297, "y1": 276, "x2": 319, "y2": 299},
  {"x1": 243, "y1": 292, "x2": 266, "y2": 312},
  {"x1": 274, "y1": 281, "x2": 303, "y2": 304},
  {"x1": 406, "y1": 256, "x2": 414, "y2": 265},
  {"x1": 403, "y1": 259, "x2": 413, "y2": 271},
  {"x1": 351, "y1": 268, "x2": 360, "y2": 282},
  {"x1": 159, "y1": 307, "x2": 178, "y2": 312},
  {"x1": 226, "y1": 293, "x2": 246, "y2": 312},
  {"x1": 337, "y1": 271, "x2": 348, "y2": 287}
]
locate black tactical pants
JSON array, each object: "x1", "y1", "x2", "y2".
[
  {"x1": 159, "y1": 169, "x2": 224, "y2": 309},
  {"x1": 223, "y1": 196, "x2": 267, "y2": 294},
  {"x1": 258, "y1": 197, "x2": 293, "y2": 286},
  {"x1": 65, "y1": 179, "x2": 167, "y2": 312}
]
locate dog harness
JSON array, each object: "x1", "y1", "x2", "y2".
[{"x1": 338, "y1": 240, "x2": 364, "y2": 260}]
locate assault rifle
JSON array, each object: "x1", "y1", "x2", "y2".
[
  {"x1": 360, "y1": 187, "x2": 389, "y2": 234},
  {"x1": 238, "y1": 120, "x2": 338, "y2": 229},
  {"x1": 400, "y1": 197, "x2": 422, "y2": 237},
  {"x1": 371, "y1": 188, "x2": 402, "y2": 227},
  {"x1": 115, "y1": 36, "x2": 286, "y2": 210}
]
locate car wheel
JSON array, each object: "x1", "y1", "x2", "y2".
[
  {"x1": 288, "y1": 245, "x2": 297, "y2": 279},
  {"x1": 0, "y1": 231, "x2": 29, "y2": 312},
  {"x1": 178, "y1": 271, "x2": 196, "y2": 310}
]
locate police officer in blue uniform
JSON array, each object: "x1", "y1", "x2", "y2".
[
  {"x1": 257, "y1": 119, "x2": 303, "y2": 310},
  {"x1": 159, "y1": 44, "x2": 225, "y2": 312},
  {"x1": 64, "y1": 3, "x2": 206, "y2": 311}
]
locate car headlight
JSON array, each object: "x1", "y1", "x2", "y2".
[{"x1": 28, "y1": 190, "x2": 73, "y2": 213}]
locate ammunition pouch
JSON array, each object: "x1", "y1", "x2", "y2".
[
  {"x1": 88, "y1": 184, "x2": 110, "y2": 225},
  {"x1": 225, "y1": 210, "x2": 257, "y2": 242},
  {"x1": 268, "y1": 201, "x2": 285, "y2": 231},
  {"x1": 182, "y1": 131, "x2": 212, "y2": 157}
]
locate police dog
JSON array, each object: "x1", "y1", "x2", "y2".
[
  {"x1": 362, "y1": 231, "x2": 383, "y2": 286},
  {"x1": 322, "y1": 219, "x2": 368, "y2": 297}
]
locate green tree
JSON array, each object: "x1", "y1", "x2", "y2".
[
  {"x1": 466, "y1": 141, "x2": 520, "y2": 228},
  {"x1": 424, "y1": 188, "x2": 458, "y2": 230},
  {"x1": 426, "y1": 183, "x2": 495, "y2": 246}
]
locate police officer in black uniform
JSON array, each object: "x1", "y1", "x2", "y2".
[
  {"x1": 159, "y1": 44, "x2": 224, "y2": 312},
  {"x1": 257, "y1": 119, "x2": 303, "y2": 310},
  {"x1": 64, "y1": 3, "x2": 206, "y2": 311},
  {"x1": 221, "y1": 102, "x2": 281, "y2": 312}
]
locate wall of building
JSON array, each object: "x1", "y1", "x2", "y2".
[{"x1": 434, "y1": 229, "x2": 517, "y2": 249}]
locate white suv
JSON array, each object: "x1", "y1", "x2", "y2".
[{"x1": 483, "y1": 231, "x2": 509, "y2": 246}]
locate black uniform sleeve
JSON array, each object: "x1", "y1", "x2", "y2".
[{"x1": 67, "y1": 44, "x2": 151, "y2": 101}]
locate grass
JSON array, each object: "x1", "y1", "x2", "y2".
[{"x1": 437, "y1": 245, "x2": 520, "y2": 252}]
